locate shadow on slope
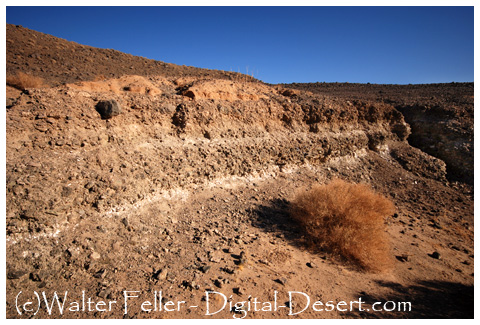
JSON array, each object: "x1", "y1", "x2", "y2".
[
  {"x1": 346, "y1": 279, "x2": 474, "y2": 318},
  {"x1": 249, "y1": 199, "x2": 474, "y2": 319}
]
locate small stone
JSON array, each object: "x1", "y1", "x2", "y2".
[
  {"x1": 199, "y1": 265, "x2": 211, "y2": 273},
  {"x1": 121, "y1": 218, "x2": 129, "y2": 227},
  {"x1": 306, "y1": 262, "x2": 317, "y2": 268},
  {"x1": 208, "y1": 251, "x2": 221, "y2": 263},
  {"x1": 214, "y1": 279, "x2": 223, "y2": 288},
  {"x1": 429, "y1": 251, "x2": 441, "y2": 259},
  {"x1": 221, "y1": 267, "x2": 235, "y2": 275},
  {"x1": 274, "y1": 278, "x2": 287, "y2": 285},
  {"x1": 85, "y1": 181, "x2": 95, "y2": 190},
  {"x1": 153, "y1": 268, "x2": 168, "y2": 281},
  {"x1": 160, "y1": 104, "x2": 176, "y2": 114},
  {"x1": 12, "y1": 185, "x2": 24, "y2": 196},
  {"x1": 431, "y1": 220, "x2": 442, "y2": 229},
  {"x1": 30, "y1": 273, "x2": 41, "y2": 282},
  {"x1": 396, "y1": 255, "x2": 409, "y2": 262},
  {"x1": 37, "y1": 282, "x2": 47, "y2": 288},
  {"x1": 112, "y1": 242, "x2": 121, "y2": 251},
  {"x1": 258, "y1": 259, "x2": 271, "y2": 266},
  {"x1": 34, "y1": 123, "x2": 49, "y2": 132},
  {"x1": 6, "y1": 97, "x2": 17, "y2": 108},
  {"x1": 8, "y1": 270, "x2": 28, "y2": 279},
  {"x1": 90, "y1": 251, "x2": 101, "y2": 260},
  {"x1": 93, "y1": 269, "x2": 106, "y2": 279},
  {"x1": 98, "y1": 288, "x2": 112, "y2": 299},
  {"x1": 233, "y1": 287, "x2": 244, "y2": 296},
  {"x1": 66, "y1": 246, "x2": 80, "y2": 258},
  {"x1": 181, "y1": 280, "x2": 195, "y2": 290}
]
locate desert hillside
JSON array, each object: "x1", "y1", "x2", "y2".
[{"x1": 5, "y1": 24, "x2": 474, "y2": 319}]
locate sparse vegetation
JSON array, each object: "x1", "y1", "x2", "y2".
[
  {"x1": 6, "y1": 72, "x2": 47, "y2": 90},
  {"x1": 290, "y1": 179, "x2": 395, "y2": 272}
]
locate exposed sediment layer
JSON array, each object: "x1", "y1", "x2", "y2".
[{"x1": 6, "y1": 76, "x2": 420, "y2": 236}]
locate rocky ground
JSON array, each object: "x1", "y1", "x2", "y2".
[
  {"x1": 282, "y1": 82, "x2": 474, "y2": 185},
  {"x1": 4, "y1": 24, "x2": 474, "y2": 319}
]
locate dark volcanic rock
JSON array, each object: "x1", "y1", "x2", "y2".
[{"x1": 95, "y1": 99, "x2": 122, "y2": 119}]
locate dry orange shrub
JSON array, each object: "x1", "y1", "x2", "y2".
[
  {"x1": 6, "y1": 72, "x2": 47, "y2": 90},
  {"x1": 290, "y1": 179, "x2": 395, "y2": 272}
]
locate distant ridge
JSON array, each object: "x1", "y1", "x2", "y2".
[{"x1": 6, "y1": 23, "x2": 257, "y2": 86}]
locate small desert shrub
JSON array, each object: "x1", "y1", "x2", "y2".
[
  {"x1": 6, "y1": 72, "x2": 47, "y2": 90},
  {"x1": 290, "y1": 179, "x2": 395, "y2": 272}
]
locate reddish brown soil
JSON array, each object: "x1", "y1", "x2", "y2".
[{"x1": 5, "y1": 24, "x2": 474, "y2": 319}]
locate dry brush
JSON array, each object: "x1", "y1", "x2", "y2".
[{"x1": 290, "y1": 179, "x2": 395, "y2": 272}]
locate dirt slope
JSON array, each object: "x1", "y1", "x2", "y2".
[
  {"x1": 6, "y1": 24, "x2": 256, "y2": 87},
  {"x1": 5, "y1": 24, "x2": 474, "y2": 319}
]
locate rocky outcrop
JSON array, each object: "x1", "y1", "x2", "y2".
[
  {"x1": 397, "y1": 104, "x2": 473, "y2": 184},
  {"x1": 95, "y1": 99, "x2": 122, "y2": 119},
  {"x1": 389, "y1": 142, "x2": 447, "y2": 181},
  {"x1": 281, "y1": 81, "x2": 474, "y2": 184},
  {"x1": 6, "y1": 75, "x2": 417, "y2": 236}
]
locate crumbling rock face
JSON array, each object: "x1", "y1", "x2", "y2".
[
  {"x1": 177, "y1": 79, "x2": 270, "y2": 101},
  {"x1": 397, "y1": 104, "x2": 473, "y2": 184},
  {"x1": 390, "y1": 121, "x2": 411, "y2": 141},
  {"x1": 389, "y1": 142, "x2": 447, "y2": 181},
  {"x1": 281, "y1": 81, "x2": 473, "y2": 184},
  {"x1": 6, "y1": 76, "x2": 416, "y2": 236}
]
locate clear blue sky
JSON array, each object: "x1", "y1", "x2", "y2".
[{"x1": 6, "y1": 6, "x2": 474, "y2": 84}]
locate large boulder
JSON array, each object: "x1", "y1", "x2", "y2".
[{"x1": 95, "y1": 99, "x2": 122, "y2": 119}]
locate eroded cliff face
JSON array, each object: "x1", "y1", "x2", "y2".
[
  {"x1": 7, "y1": 22, "x2": 472, "y2": 185},
  {"x1": 396, "y1": 104, "x2": 473, "y2": 184},
  {"x1": 281, "y1": 81, "x2": 474, "y2": 184},
  {"x1": 6, "y1": 75, "x2": 420, "y2": 236}
]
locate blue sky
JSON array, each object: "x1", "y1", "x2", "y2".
[{"x1": 6, "y1": 6, "x2": 474, "y2": 84}]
